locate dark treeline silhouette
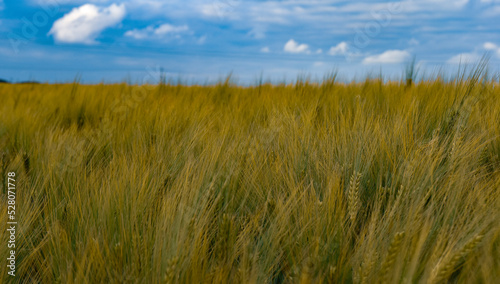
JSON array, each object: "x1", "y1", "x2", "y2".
[
  {"x1": 17, "y1": 81, "x2": 41, "y2": 84},
  {"x1": 0, "y1": 79, "x2": 41, "y2": 84}
]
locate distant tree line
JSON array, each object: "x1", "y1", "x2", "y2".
[{"x1": 0, "y1": 79, "x2": 40, "y2": 84}]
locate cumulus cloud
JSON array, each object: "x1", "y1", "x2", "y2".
[
  {"x1": 125, "y1": 24, "x2": 189, "y2": 40},
  {"x1": 484, "y1": 42, "x2": 500, "y2": 57},
  {"x1": 260, "y1": 46, "x2": 270, "y2": 53},
  {"x1": 362, "y1": 50, "x2": 410, "y2": 64},
  {"x1": 484, "y1": 42, "x2": 497, "y2": 50},
  {"x1": 49, "y1": 3, "x2": 126, "y2": 44},
  {"x1": 447, "y1": 52, "x2": 481, "y2": 64},
  {"x1": 156, "y1": 24, "x2": 188, "y2": 35},
  {"x1": 328, "y1": 42, "x2": 348, "y2": 55},
  {"x1": 284, "y1": 39, "x2": 310, "y2": 54},
  {"x1": 200, "y1": 2, "x2": 232, "y2": 18}
]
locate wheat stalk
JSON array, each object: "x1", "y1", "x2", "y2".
[
  {"x1": 300, "y1": 257, "x2": 314, "y2": 284},
  {"x1": 380, "y1": 231, "x2": 405, "y2": 283},
  {"x1": 164, "y1": 256, "x2": 179, "y2": 284},
  {"x1": 361, "y1": 252, "x2": 378, "y2": 284},
  {"x1": 449, "y1": 124, "x2": 464, "y2": 162},
  {"x1": 430, "y1": 234, "x2": 484, "y2": 284},
  {"x1": 348, "y1": 172, "x2": 362, "y2": 223}
]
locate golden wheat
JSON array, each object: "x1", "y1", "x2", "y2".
[
  {"x1": 430, "y1": 234, "x2": 484, "y2": 284},
  {"x1": 348, "y1": 172, "x2": 362, "y2": 224},
  {"x1": 0, "y1": 67, "x2": 499, "y2": 283}
]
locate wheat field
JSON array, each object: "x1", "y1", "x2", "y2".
[{"x1": 0, "y1": 65, "x2": 499, "y2": 283}]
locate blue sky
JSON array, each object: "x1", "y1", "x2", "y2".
[{"x1": 0, "y1": 0, "x2": 499, "y2": 84}]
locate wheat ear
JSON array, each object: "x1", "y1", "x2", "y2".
[
  {"x1": 348, "y1": 172, "x2": 362, "y2": 223},
  {"x1": 380, "y1": 231, "x2": 405, "y2": 283},
  {"x1": 164, "y1": 256, "x2": 179, "y2": 284},
  {"x1": 430, "y1": 234, "x2": 484, "y2": 284}
]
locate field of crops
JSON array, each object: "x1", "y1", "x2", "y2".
[{"x1": 0, "y1": 66, "x2": 499, "y2": 283}]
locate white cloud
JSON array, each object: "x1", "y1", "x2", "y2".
[
  {"x1": 362, "y1": 50, "x2": 410, "y2": 64},
  {"x1": 248, "y1": 26, "x2": 266, "y2": 39},
  {"x1": 284, "y1": 39, "x2": 310, "y2": 54},
  {"x1": 125, "y1": 24, "x2": 189, "y2": 40},
  {"x1": 328, "y1": 41, "x2": 348, "y2": 55},
  {"x1": 447, "y1": 52, "x2": 481, "y2": 64},
  {"x1": 483, "y1": 42, "x2": 500, "y2": 57},
  {"x1": 409, "y1": 38, "x2": 420, "y2": 46},
  {"x1": 484, "y1": 42, "x2": 498, "y2": 50},
  {"x1": 200, "y1": 3, "x2": 227, "y2": 18},
  {"x1": 155, "y1": 24, "x2": 188, "y2": 35},
  {"x1": 49, "y1": 3, "x2": 126, "y2": 44},
  {"x1": 260, "y1": 46, "x2": 270, "y2": 53},
  {"x1": 403, "y1": 0, "x2": 469, "y2": 12}
]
